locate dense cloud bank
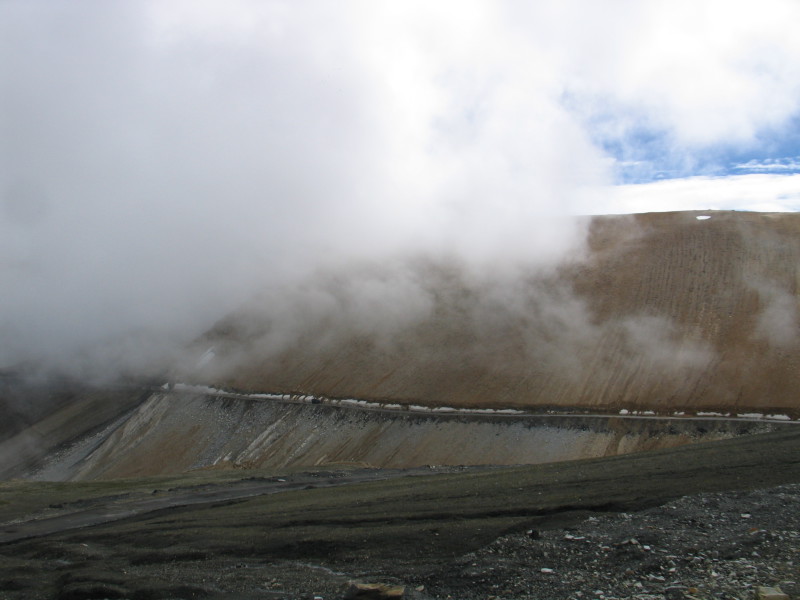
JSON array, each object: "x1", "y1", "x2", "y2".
[{"x1": 1, "y1": 1, "x2": 799, "y2": 378}]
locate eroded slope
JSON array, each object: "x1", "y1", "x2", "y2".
[{"x1": 32, "y1": 391, "x2": 784, "y2": 480}]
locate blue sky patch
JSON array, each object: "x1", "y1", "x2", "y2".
[{"x1": 597, "y1": 113, "x2": 800, "y2": 184}]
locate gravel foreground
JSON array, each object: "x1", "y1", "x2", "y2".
[
  {"x1": 1, "y1": 484, "x2": 797, "y2": 600},
  {"x1": 115, "y1": 484, "x2": 797, "y2": 600},
  {"x1": 0, "y1": 484, "x2": 800, "y2": 600},
  {"x1": 1, "y1": 429, "x2": 799, "y2": 600},
  {"x1": 148, "y1": 484, "x2": 797, "y2": 600},
  {"x1": 420, "y1": 483, "x2": 799, "y2": 600}
]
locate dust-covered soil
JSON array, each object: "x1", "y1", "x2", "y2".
[{"x1": 0, "y1": 429, "x2": 798, "y2": 599}]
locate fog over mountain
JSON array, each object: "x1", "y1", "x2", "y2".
[
  {"x1": 185, "y1": 211, "x2": 800, "y2": 417},
  {"x1": 2, "y1": 1, "x2": 800, "y2": 380}
]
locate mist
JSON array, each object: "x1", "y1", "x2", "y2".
[{"x1": 2, "y1": 1, "x2": 799, "y2": 380}]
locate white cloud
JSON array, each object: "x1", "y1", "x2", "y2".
[
  {"x1": 555, "y1": 0, "x2": 800, "y2": 147},
  {"x1": 750, "y1": 280, "x2": 799, "y2": 347},
  {"x1": 733, "y1": 158, "x2": 800, "y2": 173},
  {"x1": 1, "y1": 0, "x2": 799, "y2": 375},
  {"x1": 599, "y1": 174, "x2": 800, "y2": 215}
]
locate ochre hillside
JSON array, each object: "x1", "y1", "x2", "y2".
[{"x1": 191, "y1": 211, "x2": 800, "y2": 417}]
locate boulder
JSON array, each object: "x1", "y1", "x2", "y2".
[
  {"x1": 756, "y1": 586, "x2": 789, "y2": 600},
  {"x1": 345, "y1": 582, "x2": 405, "y2": 599}
]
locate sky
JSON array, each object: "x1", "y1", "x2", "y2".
[{"x1": 1, "y1": 0, "x2": 800, "y2": 377}]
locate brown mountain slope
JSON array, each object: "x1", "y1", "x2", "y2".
[{"x1": 190, "y1": 211, "x2": 800, "y2": 416}]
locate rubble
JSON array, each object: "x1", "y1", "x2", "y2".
[{"x1": 418, "y1": 484, "x2": 800, "y2": 600}]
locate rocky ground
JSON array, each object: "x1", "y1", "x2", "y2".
[
  {"x1": 163, "y1": 484, "x2": 799, "y2": 600},
  {"x1": 106, "y1": 484, "x2": 799, "y2": 600},
  {"x1": 420, "y1": 484, "x2": 799, "y2": 600},
  {"x1": 1, "y1": 429, "x2": 798, "y2": 599},
  {"x1": 5, "y1": 483, "x2": 795, "y2": 600}
]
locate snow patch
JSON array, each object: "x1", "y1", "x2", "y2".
[
  {"x1": 696, "y1": 215, "x2": 711, "y2": 220},
  {"x1": 248, "y1": 393, "x2": 283, "y2": 401},
  {"x1": 166, "y1": 383, "x2": 797, "y2": 423},
  {"x1": 766, "y1": 414, "x2": 792, "y2": 421}
]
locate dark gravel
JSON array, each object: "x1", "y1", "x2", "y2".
[
  {"x1": 5, "y1": 483, "x2": 795, "y2": 600},
  {"x1": 1, "y1": 431, "x2": 798, "y2": 600},
  {"x1": 419, "y1": 483, "x2": 799, "y2": 600}
]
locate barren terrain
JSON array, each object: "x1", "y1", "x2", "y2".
[
  {"x1": 191, "y1": 211, "x2": 800, "y2": 417},
  {"x1": 1, "y1": 210, "x2": 799, "y2": 599},
  {"x1": 0, "y1": 429, "x2": 798, "y2": 599}
]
